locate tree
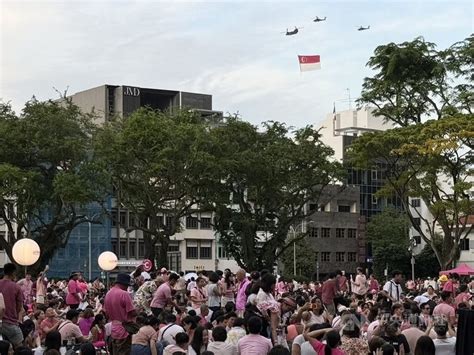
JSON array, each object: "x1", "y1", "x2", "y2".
[
  {"x1": 280, "y1": 235, "x2": 316, "y2": 280},
  {"x1": 206, "y1": 119, "x2": 344, "y2": 271},
  {"x1": 366, "y1": 208, "x2": 411, "y2": 279},
  {"x1": 358, "y1": 35, "x2": 473, "y2": 126},
  {"x1": 0, "y1": 99, "x2": 107, "y2": 273},
  {"x1": 349, "y1": 115, "x2": 474, "y2": 270},
  {"x1": 93, "y1": 108, "x2": 217, "y2": 268}
]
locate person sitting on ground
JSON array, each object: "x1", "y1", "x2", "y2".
[
  {"x1": 207, "y1": 326, "x2": 237, "y2": 355},
  {"x1": 237, "y1": 316, "x2": 272, "y2": 355},
  {"x1": 163, "y1": 332, "x2": 189, "y2": 355},
  {"x1": 131, "y1": 316, "x2": 160, "y2": 355},
  {"x1": 58, "y1": 310, "x2": 88, "y2": 344}
]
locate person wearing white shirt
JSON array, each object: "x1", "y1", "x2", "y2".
[
  {"x1": 158, "y1": 313, "x2": 185, "y2": 345},
  {"x1": 382, "y1": 271, "x2": 404, "y2": 304}
]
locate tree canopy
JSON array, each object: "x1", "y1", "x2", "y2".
[
  {"x1": 93, "y1": 108, "x2": 218, "y2": 267},
  {"x1": 206, "y1": 119, "x2": 344, "y2": 271},
  {"x1": 349, "y1": 115, "x2": 473, "y2": 269},
  {"x1": 0, "y1": 99, "x2": 107, "y2": 273},
  {"x1": 358, "y1": 35, "x2": 473, "y2": 126}
]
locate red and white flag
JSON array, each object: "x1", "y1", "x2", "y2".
[{"x1": 298, "y1": 55, "x2": 321, "y2": 72}]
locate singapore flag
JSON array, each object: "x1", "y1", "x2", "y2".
[{"x1": 298, "y1": 55, "x2": 321, "y2": 72}]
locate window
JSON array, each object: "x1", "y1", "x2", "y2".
[
  {"x1": 186, "y1": 216, "x2": 199, "y2": 229},
  {"x1": 314, "y1": 252, "x2": 318, "y2": 262},
  {"x1": 129, "y1": 241, "x2": 137, "y2": 258},
  {"x1": 321, "y1": 252, "x2": 330, "y2": 262},
  {"x1": 321, "y1": 228, "x2": 331, "y2": 238},
  {"x1": 112, "y1": 240, "x2": 118, "y2": 255},
  {"x1": 336, "y1": 228, "x2": 345, "y2": 238},
  {"x1": 200, "y1": 241, "x2": 212, "y2": 259},
  {"x1": 348, "y1": 229, "x2": 357, "y2": 238},
  {"x1": 139, "y1": 216, "x2": 149, "y2": 229},
  {"x1": 168, "y1": 242, "x2": 180, "y2": 252},
  {"x1": 336, "y1": 252, "x2": 345, "y2": 262},
  {"x1": 460, "y1": 239, "x2": 470, "y2": 251},
  {"x1": 156, "y1": 216, "x2": 164, "y2": 228},
  {"x1": 371, "y1": 195, "x2": 378, "y2": 205},
  {"x1": 348, "y1": 252, "x2": 357, "y2": 262},
  {"x1": 218, "y1": 246, "x2": 229, "y2": 259},
  {"x1": 138, "y1": 241, "x2": 145, "y2": 258},
  {"x1": 165, "y1": 216, "x2": 173, "y2": 228},
  {"x1": 338, "y1": 205, "x2": 350, "y2": 213},
  {"x1": 119, "y1": 211, "x2": 128, "y2": 227},
  {"x1": 371, "y1": 170, "x2": 383, "y2": 180},
  {"x1": 413, "y1": 218, "x2": 421, "y2": 227},
  {"x1": 186, "y1": 241, "x2": 198, "y2": 259},
  {"x1": 411, "y1": 199, "x2": 421, "y2": 208},
  {"x1": 111, "y1": 209, "x2": 118, "y2": 227},
  {"x1": 119, "y1": 241, "x2": 127, "y2": 258},
  {"x1": 309, "y1": 227, "x2": 318, "y2": 238},
  {"x1": 413, "y1": 235, "x2": 421, "y2": 245},
  {"x1": 200, "y1": 217, "x2": 212, "y2": 229}
]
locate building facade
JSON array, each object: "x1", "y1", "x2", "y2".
[
  {"x1": 47, "y1": 84, "x2": 236, "y2": 278},
  {"x1": 306, "y1": 185, "x2": 366, "y2": 278}
]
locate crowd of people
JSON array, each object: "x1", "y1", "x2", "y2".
[{"x1": 0, "y1": 262, "x2": 473, "y2": 355}]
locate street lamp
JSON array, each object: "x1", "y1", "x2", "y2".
[
  {"x1": 12, "y1": 238, "x2": 41, "y2": 274},
  {"x1": 289, "y1": 220, "x2": 315, "y2": 276}
]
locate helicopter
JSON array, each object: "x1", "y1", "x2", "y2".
[
  {"x1": 357, "y1": 25, "x2": 370, "y2": 31},
  {"x1": 283, "y1": 26, "x2": 303, "y2": 36},
  {"x1": 313, "y1": 16, "x2": 327, "y2": 22}
]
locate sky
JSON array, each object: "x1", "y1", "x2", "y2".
[{"x1": 0, "y1": 0, "x2": 472, "y2": 128}]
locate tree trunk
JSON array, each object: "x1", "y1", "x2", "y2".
[{"x1": 157, "y1": 237, "x2": 169, "y2": 269}]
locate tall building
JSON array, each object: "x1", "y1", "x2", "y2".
[
  {"x1": 316, "y1": 108, "x2": 400, "y2": 268},
  {"x1": 69, "y1": 84, "x2": 221, "y2": 123},
  {"x1": 46, "y1": 84, "x2": 237, "y2": 278},
  {"x1": 305, "y1": 185, "x2": 366, "y2": 278}
]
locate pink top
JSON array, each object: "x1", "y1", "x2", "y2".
[
  {"x1": 0, "y1": 279, "x2": 23, "y2": 325},
  {"x1": 433, "y1": 302, "x2": 455, "y2": 321},
  {"x1": 104, "y1": 286, "x2": 135, "y2": 339},
  {"x1": 132, "y1": 325, "x2": 157, "y2": 346},
  {"x1": 190, "y1": 287, "x2": 208, "y2": 309},
  {"x1": 310, "y1": 338, "x2": 345, "y2": 355},
  {"x1": 237, "y1": 334, "x2": 273, "y2": 355},
  {"x1": 236, "y1": 278, "x2": 250, "y2": 311},
  {"x1": 66, "y1": 279, "x2": 81, "y2": 305},
  {"x1": 150, "y1": 282, "x2": 172, "y2": 308}
]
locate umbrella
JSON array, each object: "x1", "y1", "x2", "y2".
[{"x1": 184, "y1": 272, "x2": 198, "y2": 281}]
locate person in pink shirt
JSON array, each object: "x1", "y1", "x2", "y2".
[
  {"x1": 150, "y1": 273, "x2": 180, "y2": 317},
  {"x1": 17, "y1": 273, "x2": 33, "y2": 306},
  {"x1": 104, "y1": 273, "x2": 137, "y2": 354},
  {"x1": 66, "y1": 272, "x2": 82, "y2": 309},
  {"x1": 0, "y1": 263, "x2": 24, "y2": 348},
  {"x1": 235, "y1": 269, "x2": 250, "y2": 317},
  {"x1": 442, "y1": 273, "x2": 459, "y2": 299},
  {"x1": 305, "y1": 327, "x2": 345, "y2": 355},
  {"x1": 432, "y1": 291, "x2": 456, "y2": 325},
  {"x1": 237, "y1": 316, "x2": 272, "y2": 355},
  {"x1": 190, "y1": 277, "x2": 208, "y2": 309},
  {"x1": 368, "y1": 274, "x2": 379, "y2": 293},
  {"x1": 454, "y1": 284, "x2": 471, "y2": 307},
  {"x1": 276, "y1": 276, "x2": 289, "y2": 296}
]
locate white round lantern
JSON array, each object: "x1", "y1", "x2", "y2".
[
  {"x1": 12, "y1": 238, "x2": 41, "y2": 266},
  {"x1": 98, "y1": 251, "x2": 118, "y2": 271}
]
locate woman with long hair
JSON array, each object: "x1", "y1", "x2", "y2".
[
  {"x1": 304, "y1": 328, "x2": 344, "y2": 355},
  {"x1": 414, "y1": 335, "x2": 435, "y2": 355},
  {"x1": 90, "y1": 314, "x2": 106, "y2": 349},
  {"x1": 188, "y1": 326, "x2": 209, "y2": 355},
  {"x1": 221, "y1": 272, "x2": 236, "y2": 305}
]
